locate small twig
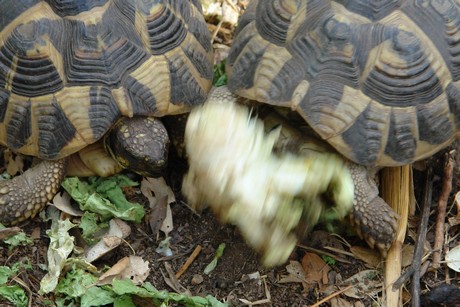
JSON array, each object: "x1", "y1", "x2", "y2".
[
  {"x1": 433, "y1": 151, "x2": 455, "y2": 269},
  {"x1": 207, "y1": 23, "x2": 233, "y2": 36},
  {"x1": 121, "y1": 238, "x2": 136, "y2": 255},
  {"x1": 263, "y1": 275, "x2": 271, "y2": 301},
  {"x1": 211, "y1": 3, "x2": 225, "y2": 43},
  {"x1": 156, "y1": 245, "x2": 196, "y2": 261},
  {"x1": 323, "y1": 246, "x2": 355, "y2": 258},
  {"x1": 444, "y1": 224, "x2": 452, "y2": 286},
  {"x1": 175, "y1": 245, "x2": 202, "y2": 279},
  {"x1": 211, "y1": 19, "x2": 224, "y2": 43},
  {"x1": 224, "y1": 0, "x2": 239, "y2": 12},
  {"x1": 394, "y1": 266, "x2": 414, "y2": 291},
  {"x1": 11, "y1": 276, "x2": 32, "y2": 307},
  {"x1": 411, "y1": 168, "x2": 433, "y2": 307},
  {"x1": 421, "y1": 260, "x2": 431, "y2": 277},
  {"x1": 162, "y1": 262, "x2": 192, "y2": 296},
  {"x1": 310, "y1": 285, "x2": 353, "y2": 307},
  {"x1": 239, "y1": 297, "x2": 271, "y2": 306},
  {"x1": 239, "y1": 275, "x2": 272, "y2": 306},
  {"x1": 296, "y1": 244, "x2": 351, "y2": 264},
  {"x1": 135, "y1": 227, "x2": 155, "y2": 242}
]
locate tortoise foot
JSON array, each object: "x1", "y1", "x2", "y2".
[
  {"x1": 350, "y1": 195, "x2": 399, "y2": 255},
  {"x1": 0, "y1": 159, "x2": 67, "y2": 225},
  {"x1": 347, "y1": 162, "x2": 399, "y2": 255}
]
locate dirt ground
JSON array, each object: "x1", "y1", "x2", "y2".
[{"x1": 0, "y1": 147, "x2": 460, "y2": 306}]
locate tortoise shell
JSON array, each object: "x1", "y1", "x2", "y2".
[
  {"x1": 227, "y1": 0, "x2": 460, "y2": 167},
  {"x1": 0, "y1": 0, "x2": 213, "y2": 160}
]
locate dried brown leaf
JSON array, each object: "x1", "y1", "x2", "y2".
[
  {"x1": 97, "y1": 257, "x2": 129, "y2": 285},
  {"x1": 445, "y1": 244, "x2": 460, "y2": 272},
  {"x1": 401, "y1": 244, "x2": 415, "y2": 268},
  {"x1": 50, "y1": 192, "x2": 84, "y2": 217},
  {"x1": 163, "y1": 261, "x2": 191, "y2": 296},
  {"x1": 448, "y1": 216, "x2": 460, "y2": 227},
  {"x1": 279, "y1": 261, "x2": 306, "y2": 284},
  {"x1": 102, "y1": 236, "x2": 122, "y2": 248},
  {"x1": 141, "y1": 177, "x2": 175, "y2": 237},
  {"x1": 140, "y1": 177, "x2": 175, "y2": 207},
  {"x1": 127, "y1": 255, "x2": 150, "y2": 284},
  {"x1": 31, "y1": 227, "x2": 41, "y2": 240},
  {"x1": 0, "y1": 226, "x2": 21, "y2": 240},
  {"x1": 453, "y1": 191, "x2": 460, "y2": 221},
  {"x1": 84, "y1": 219, "x2": 131, "y2": 263},
  {"x1": 349, "y1": 246, "x2": 382, "y2": 268},
  {"x1": 342, "y1": 270, "x2": 382, "y2": 299},
  {"x1": 160, "y1": 201, "x2": 173, "y2": 237},
  {"x1": 301, "y1": 252, "x2": 330, "y2": 286},
  {"x1": 309, "y1": 231, "x2": 346, "y2": 251},
  {"x1": 97, "y1": 255, "x2": 150, "y2": 285},
  {"x1": 330, "y1": 297, "x2": 353, "y2": 307},
  {"x1": 147, "y1": 195, "x2": 168, "y2": 237}
]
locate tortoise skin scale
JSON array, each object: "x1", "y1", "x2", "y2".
[
  {"x1": 227, "y1": 0, "x2": 460, "y2": 167},
  {"x1": 0, "y1": 0, "x2": 213, "y2": 160}
]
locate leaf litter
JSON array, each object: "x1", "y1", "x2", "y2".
[
  {"x1": 0, "y1": 172, "x2": 230, "y2": 305},
  {"x1": 97, "y1": 255, "x2": 150, "y2": 286},
  {"x1": 141, "y1": 177, "x2": 175, "y2": 257},
  {"x1": 2, "y1": 135, "x2": 460, "y2": 307}
]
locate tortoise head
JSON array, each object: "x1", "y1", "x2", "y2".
[{"x1": 104, "y1": 116, "x2": 170, "y2": 177}]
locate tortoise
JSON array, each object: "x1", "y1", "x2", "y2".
[
  {"x1": 187, "y1": 0, "x2": 460, "y2": 257},
  {"x1": 226, "y1": 0, "x2": 460, "y2": 253},
  {"x1": 0, "y1": 0, "x2": 213, "y2": 225}
]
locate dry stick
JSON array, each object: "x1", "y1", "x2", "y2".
[
  {"x1": 310, "y1": 285, "x2": 353, "y2": 307},
  {"x1": 11, "y1": 276, "x2": 32, "y2": 307},
  {"x1": 239, "y1": 276, "x2": 272, "y2": 306},
  {"x1": 433, "y1": 151, "x2": 455, "y2": 270},
  {"x1": 392, "y1": 168, "x2": 432, "y2": 295},
  {"x1": 297, "y1": 244, "x2": 352, "y2": 264},
  {"x1": 411, "y1": 168, "x2": 433, "y2": 307},
  {"x1": 175, "y1": 245, "x2": 202, "y2": 279},
  {"x1": 224, "y1": 0, "x2": 239, "y2": 11},
  {"x1": 382, "y1": 165, "x2": 412, "y2": 307},
  {"x1": 211, "y1": 18, "x2": 224, "y2": 43},
  {"x1": 210, "y1": 1, "x2": 225, "y2": 43}
]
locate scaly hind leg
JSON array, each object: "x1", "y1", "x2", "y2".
[{"x1": 347, "y1": 162, "x2": 399, "y2": 255}]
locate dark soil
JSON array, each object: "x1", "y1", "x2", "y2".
[
  {"x1": 0, "y1": 147, "x2": 459, "y2": 306},
  {"x1": 0, "y1": 195, "x2": 366, "y2": 306}
]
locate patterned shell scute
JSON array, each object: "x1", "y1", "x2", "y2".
[
  {"x1": 0, "y1": 0, "x2": 213, "y2": 159},
  {"x1": 227, "y1": 0, "x2": 460, "y2": 167},
  {"x1": 45, "y1": 0, "x2": 109, "y2": 17}
]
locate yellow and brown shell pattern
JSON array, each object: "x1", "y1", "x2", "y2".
[
  {"x1": 227, "y1": 0, "x2": 460, "y2": 167},
  {"x1": 0, "y1": 0, "x2": 213, "y2": 160}
]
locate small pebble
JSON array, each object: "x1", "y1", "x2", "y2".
[{"x1": 191, "y1": 274, "x2": 203, "y2": 285}]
